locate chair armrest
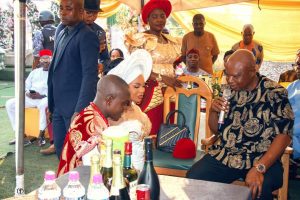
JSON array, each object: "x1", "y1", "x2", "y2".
[
  {"x1": 201, "y1": 134, "x2": 220, "y2": 151},
  {"x1": 149, "y1": 135, "x2": 157, "y2": 149},
  {"x1": 201, "y1": 134, "x2": 219, "y2": 145}
]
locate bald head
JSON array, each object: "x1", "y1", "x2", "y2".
[
  {"x1": 97, "y1": 75, "x2": 129, "y2": 98},
  {"x1": 225, "y1": 49, "x2": 258, "y2": 91},
  {"x1": 94, "y1": 75, "x2": 131, "y2": 120},
  {"x1": 228, "y1": 49, "x2": 256, "y2": 71}
]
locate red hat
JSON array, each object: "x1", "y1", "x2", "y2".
[
  {"x1": 187, "y1": 48, "x2": 200, "y2": 56},
  {"x1": 172, "y1": 138, "x2": 196, "y2": 159},
  {"x1": 39, "y1": 49, "x2": 52, "y2": 57},
  {"x1": 141, "y1": 0, "x2": 172, "y2": 24}
]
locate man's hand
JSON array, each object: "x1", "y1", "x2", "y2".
[
  {"x1": 161, "y1": 75, "x2": 183, "y2": 90},
  {"x1": 245, "y1": 167, "x2": 264, "y2": 199},
  {"x1": 210, "y1": 97, "x2": 230, "y2": 113},
  {"x1": 26, "y1": 92, "x2": 45, "y2": 99}
]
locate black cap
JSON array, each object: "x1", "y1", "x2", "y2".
[{"x1": 84, "y1": 0, "x2": 103, "y2": 12}]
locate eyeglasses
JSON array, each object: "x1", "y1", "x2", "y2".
[{"x1": 40, "y1": 56, "x2": 52, "y2": 63}]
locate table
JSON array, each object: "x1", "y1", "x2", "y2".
[{"x1": 56, "y1": 166, "x2": 251, "y2": 200}]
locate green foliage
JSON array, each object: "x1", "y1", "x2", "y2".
[{"x1": 0, "y1": 0, "x2": 40, "y2": 50}]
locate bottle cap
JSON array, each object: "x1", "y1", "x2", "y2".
[
  {"x1": 124, "y1": 141, "x2": 132, "y2": 155},
  {"x1": 113, "y1": 149, "x2": 121, "y2": 155},
  {"x1": 93, "y1": 173, "x2": 103, "y2": 184},
  {"x1": 44, "y1": 171, "x2": 55, "y2": 181},
  {"x1": 69, "y1": 171, "x2": 79, "y2": 181},
  {"x1": 144, "y1": 137, "x2": 152, "y2": 145}
]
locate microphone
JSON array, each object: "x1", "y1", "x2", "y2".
[{"x1": 218, "y1": 87, "x2": 231, "y2": 130}]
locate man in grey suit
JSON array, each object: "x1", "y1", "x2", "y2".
[{"x1": 48, "y1": 0, "x2": 99, "y2": 158}]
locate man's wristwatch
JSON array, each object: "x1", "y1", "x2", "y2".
[{"x1": 254, "y1": 163, "x2": 266, "y2": 174}]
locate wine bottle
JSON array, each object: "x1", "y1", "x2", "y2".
[
  {"x1": 90, "y1": 154, "x2": 101, "y2": 184},
  {"x1": 110, "y1": 150, "x2": 131, "y2": 200},
  {"x1": 137, "y1": 137, "x2": 160, "y2": 200},
  {"x1": 123, "y1": 141, "x2": 138, "y2": 200},
  {"x1": 101, "y1": 139, "x2": 113, "y2": 191}
]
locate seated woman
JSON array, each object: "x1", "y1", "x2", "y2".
[{"x1": 108, "y1": 49, "x2": 153, "y2": 171}]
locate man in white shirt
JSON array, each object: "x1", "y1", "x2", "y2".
[{"x1": 6, "y1": 49, "x2": 52, "y2": 146}]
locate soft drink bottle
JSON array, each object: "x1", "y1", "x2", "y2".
[
  {"x1": 38, "y1": 171, "x2": 61, "y2": 200},
  {"x1": 63, "y1": 171, "x2": 86, "y2": 200},
  {"x1": 87, "y1": 173, "x2": 110, "y2": 200}
]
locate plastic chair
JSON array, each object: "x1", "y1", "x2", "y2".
[{"x1": 152, "y1": 75, "x2": 213, "y2": 177}]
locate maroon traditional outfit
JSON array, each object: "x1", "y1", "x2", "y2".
[{"x1": 57, "y1": 102, "x2": 108, "y2": 176}]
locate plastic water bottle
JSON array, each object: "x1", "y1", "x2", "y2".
[
  {"x1": 38, "y1": 171, "x2": 61, "y2": 200},
  {"x1": 87, "y1": 173, "x2": 109, "y2": 200},
  {"x1": 63, "y1": 171, "x2": 86, "y2": 200}
]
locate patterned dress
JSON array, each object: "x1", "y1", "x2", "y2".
[
  {"x1": 57, "y1": 103, "x2": 108, "y2": 176},
  {"x1": 125, "y1": 32, "x2": 181, "y2": 134},
  {"x1": 209, "y1": 74, "x2": 294, "y2": 169}
]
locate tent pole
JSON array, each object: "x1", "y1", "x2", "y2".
[
  {"x1": 141, "y1": 0, "x2": 144, "y2": 8},
  {"x1": 14, "y1": 0, "x2": 26, "y2": 196},
  {"x1": 138, "y1": 0, "x2": 145, "y2": 32}
]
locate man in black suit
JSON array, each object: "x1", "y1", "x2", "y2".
[{"x1": 48, "y1": 0, "x2": 99, "y2": 158}]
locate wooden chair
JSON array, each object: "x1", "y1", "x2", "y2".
[
  {"x1": 201, "y1": 135, "x2": 293, "y2": 200},
  {"x1": 152, "y1": 75, "x2": 213, "y2": 177}
]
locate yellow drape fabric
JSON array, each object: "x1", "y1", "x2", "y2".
[
  {"x1": 171, "y1": 1, "x2": 300, "y2": 61},
  {"x1": 98, "y1": 0, "x2": 121, "y2": 18},
  {"x1": 119, "y1": 0, "x2": 252, "y2": 12}
]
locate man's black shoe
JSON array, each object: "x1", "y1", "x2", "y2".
[
  {"x1": 8, "y1": 138, "x2": 32, "y2": 146},
  {"x1": 8, "y1": 139, "x2": 16, "y2": 145}
]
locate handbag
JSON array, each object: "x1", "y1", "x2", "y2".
[{"x1": 156, "y1": 110, "x2": 190, "y2": 153}]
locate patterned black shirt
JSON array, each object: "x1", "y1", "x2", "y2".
[{"x1": 209, "y1": 74, "x2": 294, "y2": 169}]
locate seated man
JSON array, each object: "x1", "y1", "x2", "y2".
[
  {"x1": 287, "y1": 52, "x2": 300, "y2": 160},
  {"x1": 183, "y1": 48, "x2": 209, "y2": 77},
  {"x1": 278, "y1": 49, "x2": 300, "y2": 83},
  {"x1": 6, "y1": 49, "x2": 52, "y2": 146},
  {"x1": 187, "y1": 49, "x2": 294, "y2": 200},
  {"x1": 57, "y1": 75, "x2": 131, "y2": 176}
]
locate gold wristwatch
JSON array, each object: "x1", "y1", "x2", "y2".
[{"x1": 254, "y1": 163, "x2": 266, "y2": 174}]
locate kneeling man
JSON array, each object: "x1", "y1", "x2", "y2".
[{"x1": 57, "y1": 75, "x2": 131, "y2": 176}]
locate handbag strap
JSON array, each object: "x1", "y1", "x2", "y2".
[{"x1": 166, "y1": 110, "x2": 186, "y2": 127}]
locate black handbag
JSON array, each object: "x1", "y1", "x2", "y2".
[{"x1": 156, "y1": 110, "x2": 190, "y2": 153}]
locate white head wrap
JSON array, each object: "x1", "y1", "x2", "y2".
[{"x1": 108, "y1": 49, "x2": 152, "y2": 84}]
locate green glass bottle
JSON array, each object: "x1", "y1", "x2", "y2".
[
  {"x1": 101, "y1": 139, "x2": 113, "y2": 191},
  {"x1": 123, "y1": 141, "x2": 138, "y2": 200},
  {"x1": 110, "y1": 150, "x2": 130, "y2": 200}
]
